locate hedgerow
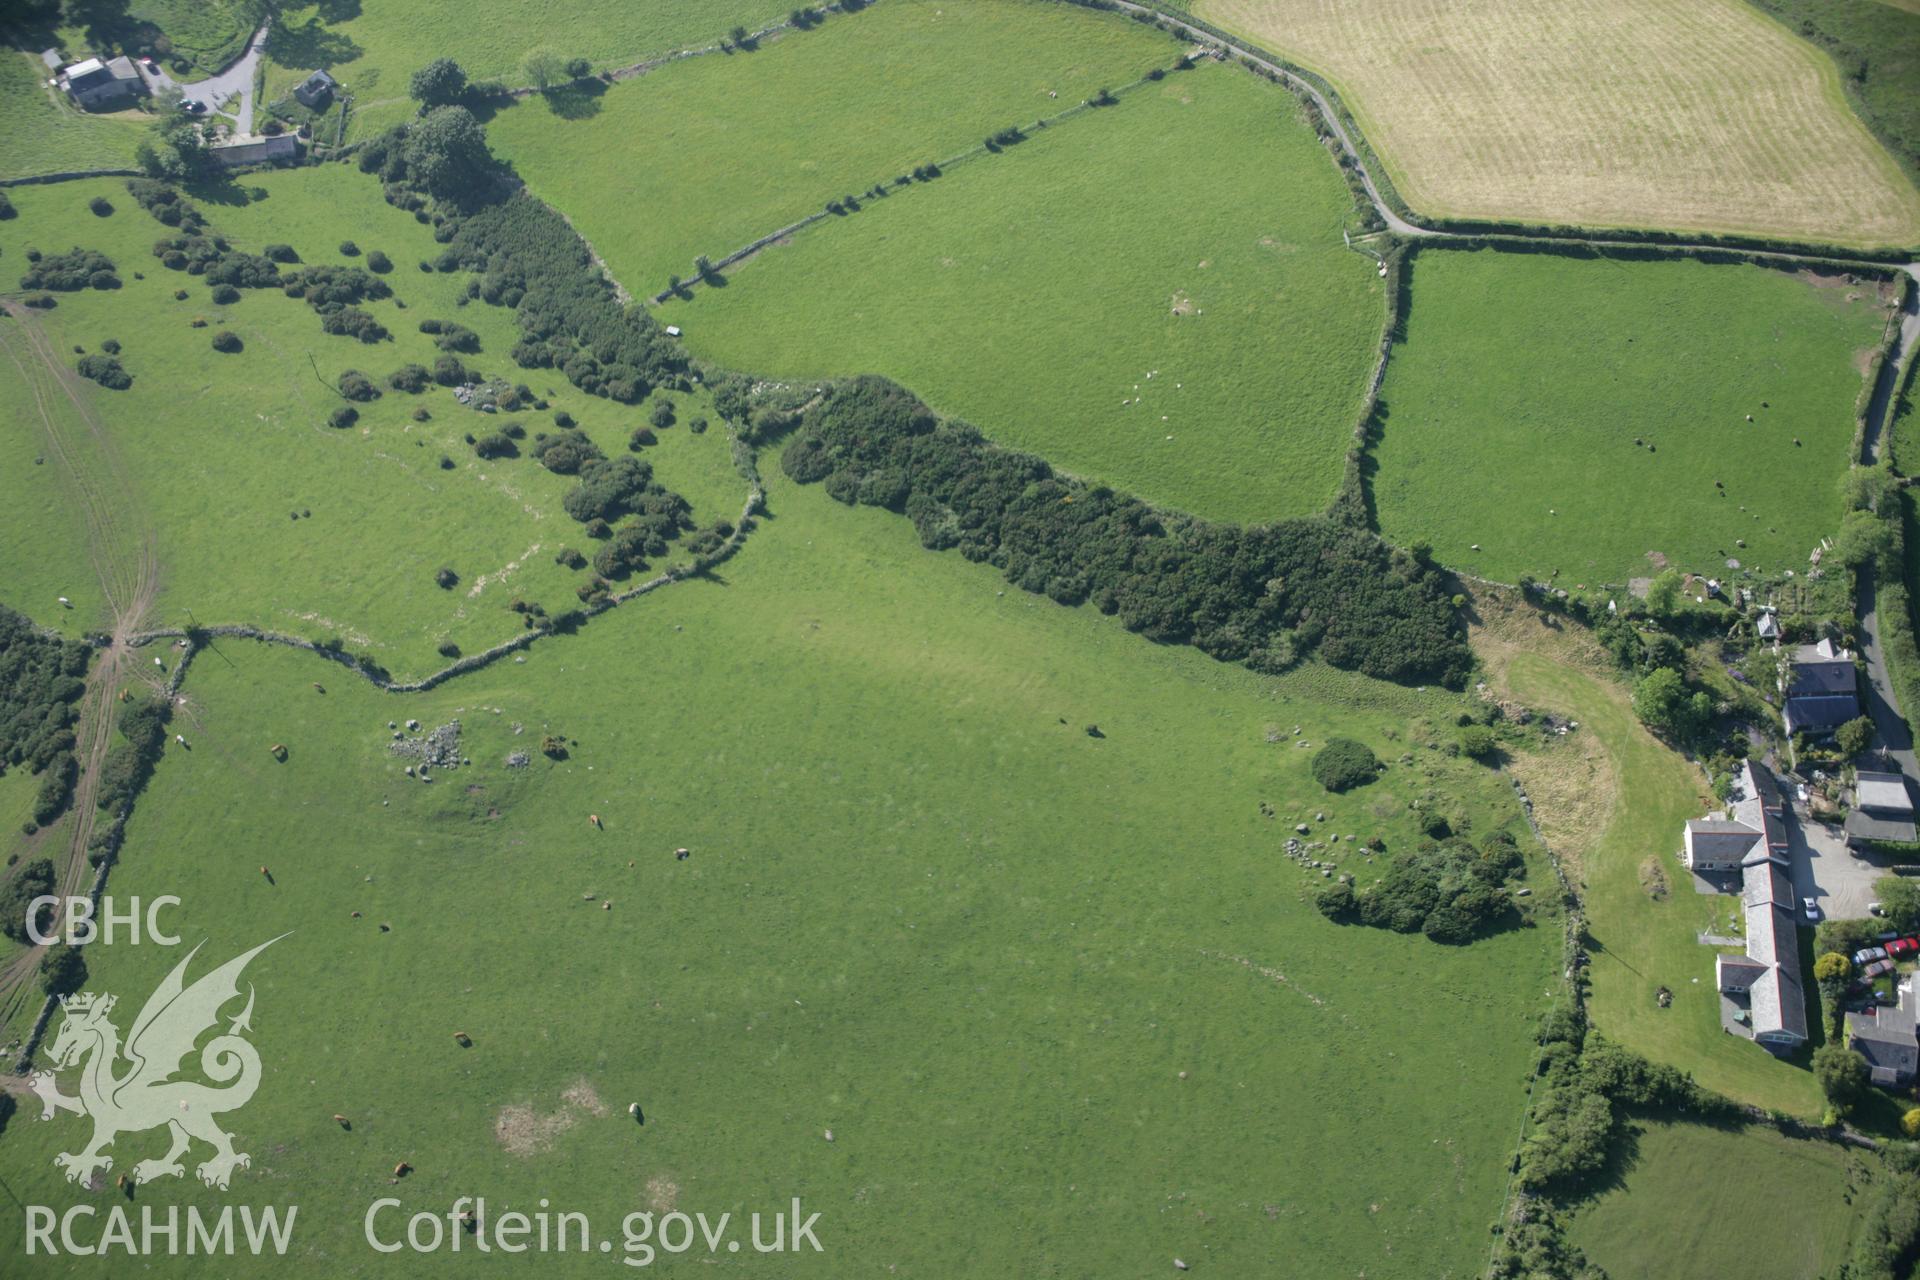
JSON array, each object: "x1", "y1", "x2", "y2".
[
  {"x1": 782, "y1": 377, "x2": 1471, "y2": 686},
  {"x1": 0, "y1": 606, "x2": 89, "y2": 828}
]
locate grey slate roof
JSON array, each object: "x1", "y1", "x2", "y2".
[
  {"x1": 1846, "y1": 981, "x2": 1918, "y2": 1086},
  {"x1": 1786, "y1": 694, "x2": 1861, "y2": 734},
  {"x1": 1845, "y1": 810, "x2": 1919, "y2": 844}
]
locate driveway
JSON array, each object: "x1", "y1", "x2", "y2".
[
  {"x1": 136, "y1": 22, "x2": 269, "y2": 136},
  {"x1": 1787, "y1": 807, "x2": 1884, "y2": 921}
]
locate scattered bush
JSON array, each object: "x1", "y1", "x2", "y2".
[
  {"x1": 1813, "y1": 1043, "x2": 1872, "y2": 1116},
  {"x1": 210, "y1": 283, "x2": 240, "y2": 305},
  {"x1": 627, "y1": 425, "x2": 656, "y2": 450},
  {"x1": 1458, "y1": 724, "x2": 1497, "y2": 760},
  {"x1": 339, "y1": 240, "x2": 360, "y2": 256},
  {"x1": 40, "y1": 944, "x2": 87, "y2": 998},
  {"x1": 329, "y1": 406, "x2": 359, "y2": 428},
  {"x1": 20, "y1": 247, "x2": 118, "y2": 292},
  {"x1": 366, "y1": 249, "x2": 393, "y2": 273},
  {"x1": 532, "y1": 433, "x2": 604, "y2": 475},
  {"x1": 388, "y1": 362, "x2": 430, "y2": 392},
  {"x1": 211, "y1": 329, "x2": 242, "y2": 353},
  {"x1": 88, "y1": 196, "x2": 113, "y2": 217},
  {"x1": 338, "y1": 369, "x2": 381, "y2": 401},
  {"x1": 409, "y1": 57, "x2": 469, "y2": 109},
  {"x1": 435, "y1": 567, "x2": 458, "y2": 589},
  {"x1": 75, "y1": 354, "x2": 131, "y2": 389},
  {"x1": 264, "y1": 243, "x2": 299, "y2": 263},
  {"x1": 0, "y1": 858, "x2": 57, "y2": 944},
  {"x1": 319, "y1": 306, "x2": 389, "y2": 343},
  {"x1": 1835, "y1": 715, "x2": 1875, "y2": 758},
  {"x1": 473, "y1": 432, "x2": 517, "y2": 459},
  {"x1": 1311, "y1": 738, "x2": 1382, "y2": 793}
]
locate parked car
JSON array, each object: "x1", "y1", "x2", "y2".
[
  {"x1": 1868, "y1": 901, "x2": 1887, "y2": 917},
  {"x1": 1803, "y1": 900, "x2": 1820, "y2": 923},
  {"x1": 139, "y1": 56, "x2": 156, "y2": 71},
  {"x1": 1854, "y1": 946, "x2": 1888, "y2": 965},
  {"x1": 1863, "y1": 958, "x2": 1897, "y2": 979},
  {"x1": 1889, "y1": 937, "x2": 1920, "y2": 958},
  {"x1": 182, "y1": 99, "x2": 206, "y2": 115}
]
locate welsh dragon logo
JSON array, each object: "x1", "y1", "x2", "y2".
[{"x1": 29, "y1": 936, "x2": 284, "y2": 1191}]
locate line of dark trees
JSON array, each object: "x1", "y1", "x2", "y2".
[
  {"x1": 780, "y1": 377, "x2": 1471, "y2": 686},
  {"x1": 0, "y1": 607, "x2": 90, "y2": 833},
  {"x1": 355, "y1": 111, "x2": 690, "y2": 406}
]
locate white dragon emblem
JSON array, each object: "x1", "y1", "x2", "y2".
[{"x1": 29, "y1": 936, "x2": 284, "y2": 1190}]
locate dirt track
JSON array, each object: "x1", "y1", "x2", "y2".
[{"x1": 0, "y1": 303, "x2": 159, "y2": 1029}]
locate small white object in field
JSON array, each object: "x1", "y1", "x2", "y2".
[
  {"x1": 824, "y1": 1129, "x2": 834, "y2": 1142},
  {"x1": 1175, "y1": 1261, "x2": 1189, "y2": 1272},
  {"x1": 57, "y1": 596, "x2": 70, "y2": 607}
]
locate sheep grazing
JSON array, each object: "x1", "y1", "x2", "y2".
[
  {"x1": 453, "y1": 1031, "x2": 472, "y2": 1047},
  {"x1": 675, "y1": 847, "x2": 690, "y2": 860},
  {"x1": 589, "y1": 814, "x2": 602, "y2": 829},
  {"x1": 393, "y1": 1162, "x2": 412, "y2": 1178},
  {"x1": 313, "y1": 683, "x2": 325, "y2": 694},
  {"x1": 334, "y1": 1114, "x2": 351, "y2": 1129}
]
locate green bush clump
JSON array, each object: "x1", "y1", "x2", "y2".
[
  {"x1": 1311, "y1": 738, "x2": 1381, "y2": 792},
  {"x1": 338, "y1": 369, "x2": 381, "y2": 401},
  {"x1": 388, "y1": 363, "x2": 430, "y2": 392},
  {"x1": 329, "y1": 406, "x2": 359, "y2": 428},
  {"x1": 473, "y1": 432, "x2": 518, "y2": 459},
  {"x1": 532, "y1": 433, "x2": 604, "y2": 475},
  {"x1": 211, "y1": 330, "x2": 242, "y2": 353},
  {"x1": 0, "y1": 858, "x2": 57, "y2": 943},
  {"x1": 20, "y1": 247, "x2": 119, "y2": 292},
  {"x1": 1317, "y1": 832, "x2": 1524, "y2": 944},
  {"x1": 76, "y1": 354, "x2": 131, "y2": 389}
]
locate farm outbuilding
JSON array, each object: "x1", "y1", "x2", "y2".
[
  {"x1": 60, "y1": 56, "x2": 142, "y2": 109},
  {"x1": 294, "y1": 69, "x2": 338, "y2": 109}
]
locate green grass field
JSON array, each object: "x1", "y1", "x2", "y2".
[
  {"x1": 489, "y1": 0, "x2": 1177, "y2": 300},
  {"x1": 0, "y1": 47, "x2": 147, "y2": 180},
  {"x1": 0, "y1": 463, "x2": 1561, "y2": 1276},
  {"x1": 1372, "y1": 247, "x2": 1893, "y2": 586},
  {"x1": 1492, "y1": 642, "x2": 1823, "y2": 1113},
  {"x1": 0, "y1": 169, "x2": 742, "y2": 673},
  {"x1": 657, "y1": 61, "x2": 1384, "y2": 524},
  {"x1": 1569, "y1": 1119, "x2": 1869, "y2": 1278},
  {"x1": 257, "y1": 0, "x2": 802, "y2": 143}
]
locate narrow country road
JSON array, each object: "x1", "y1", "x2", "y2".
[
  {"x1": 138, "y1": 21, "x2": 270, "y2": 134},
  {"x1": 1852, "y1": 266, "x2": 1920, "y2": 791}
]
